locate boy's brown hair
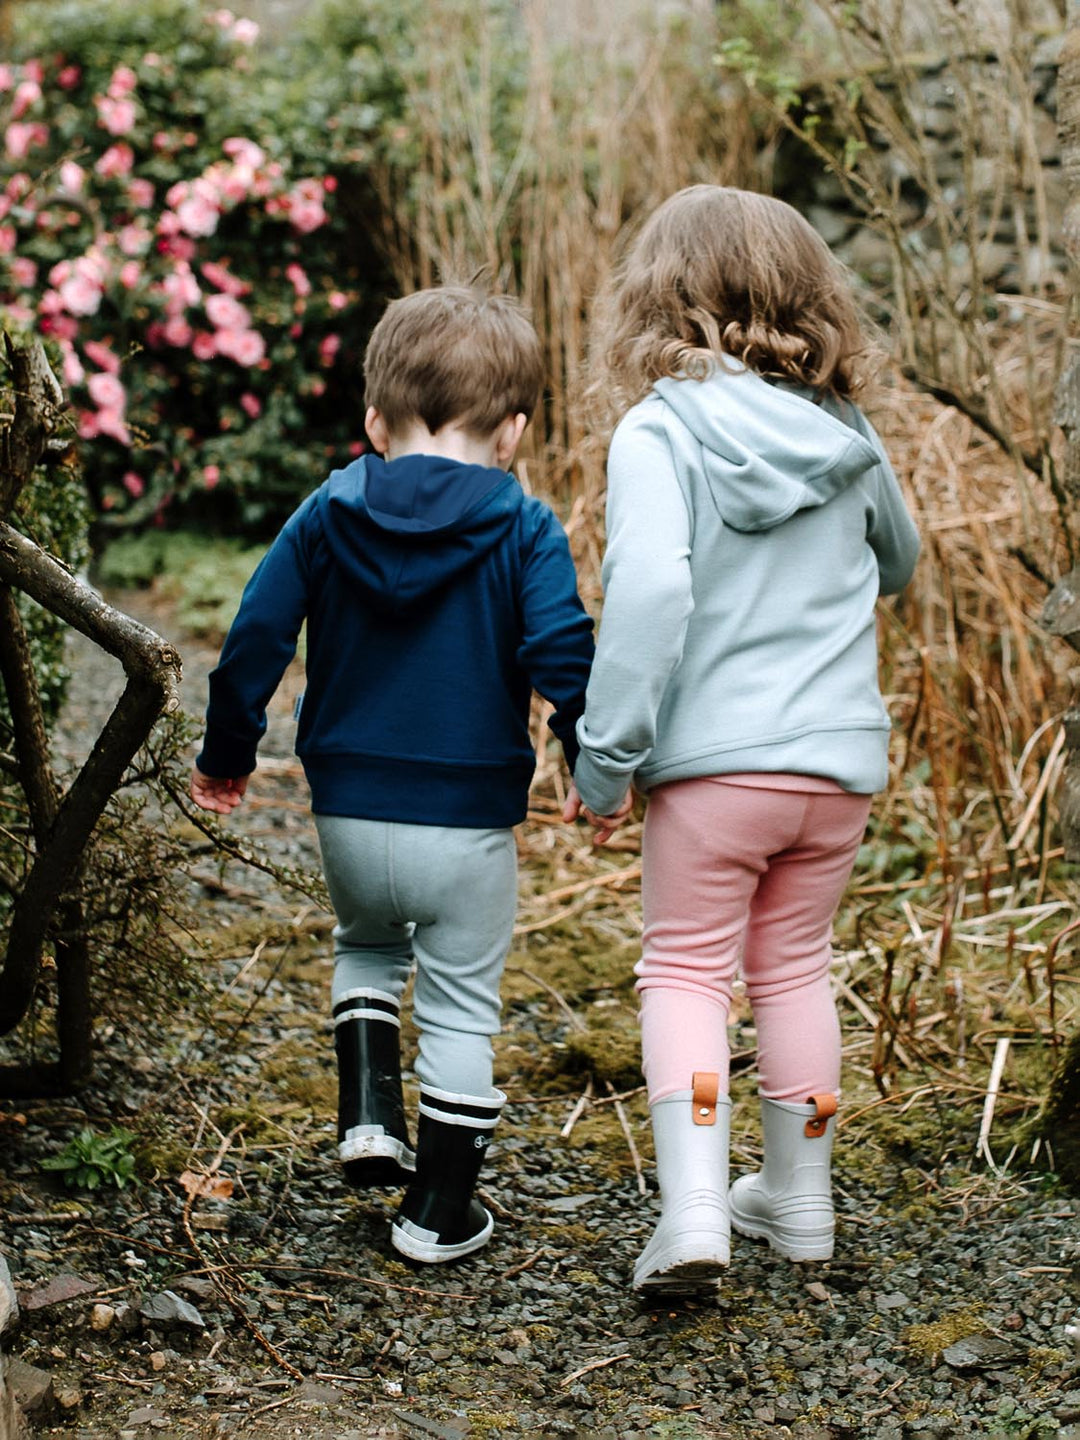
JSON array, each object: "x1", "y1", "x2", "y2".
[
  {"x1": 590, "y1": 185, "x2": 870, "y2": 412},
  {"x1": 364, "y1": 285, "x2": 544, "y2": 436}
]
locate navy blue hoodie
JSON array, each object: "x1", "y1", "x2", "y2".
[{"x1": 196, "y1": 453, "x2": 595, "y2": 828}]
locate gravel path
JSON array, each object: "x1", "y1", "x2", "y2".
[{"x1": 0, "y1": 590, "x2": 1077, "y2": 1440}]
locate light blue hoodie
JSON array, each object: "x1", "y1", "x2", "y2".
[{"x1": 572, "y1": 364, "x2": 920, "y2": 817}]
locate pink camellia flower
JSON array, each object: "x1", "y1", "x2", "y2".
[
  {"x1": 80, "y1": 407, "x2": 131, "y2": 446},
  {"x1": 201, "y1": 260, "x2": 249, "y2": 297},
  {"x1": 10, "y1": 256, "x2": 37, "y2": 288},
  {"x1": 95, "y1": 95, "x2": 136, "y2": 136},
  {"x1": 153, "y1": 130, "x2": 171, "y2": 151},
  {"x1": 40, "y1": 312, "x2": 79, "y2": 341},
  {"x1": 0, "y1": 226, "x2": 15, "y2": 255},
  {"x1": 285, "y1": 262, "x2": 311, "y2": 297},
  {"x1": 118, "y1": 223, "x2": 150, "y2": 256},
  {"x1": 210, "y1": 9, "x2": 236, "y2": 27},
  {"x1": 57, "y1": 65, "x2": 81, "y2": 90},
  {"x1": 119, "y1": 260, "x2": 141, "y2": 289},
  {"x1": 309, "y1": 377, "x2": 326, "y2": 398},
  {"x1": 222, "y1": 135, "x2": 265, "y2": 170},
  {"x1": 232, "y1": 18, "x2": 260, "y2": 44},
  {"x1": 163, "y1": 262, "x2": 201, "y2": 313},
  {"x1": 6, "y1": 172, "x2": 30, "y2": 201},
  {"x1": 5, "y1": 122, "x2": 49, "y2": 160},
  {"x1": 122, "y1": 471, "x2": 145, "y2": 498},
  {"x1": 95, "y1": 143, "x2": 134, "y2": 179},
  {"x1": 349, "y1": 440, "x2": 365, "y2": 457},
  {"x1": 319, "y1": 333, "x2": 341, "y2": 367},
  {"x1": 162, "y1": 317, "x2": 193, "y2": 347},
  {"x1": 176, "y1": 191, "x2": 220, "y2": 238},
  {"x1": 0, "y1": 65, "x2": 13, "y2": 92},
  {"x1": 59, "y1": 272, "x2": 103, "y2": 316},
  {"x1": 128, "y1": 178, "x2": 154, "y2": 208},
  {"x1": 11, "y1": 80, "x2": 42, "y2": 119},
  {"x1": 285, "y1": 178, "x2": 327, "y2": 235},
  {"x1": 23, "y1": 60, "x2": 44, "y2": 84},
  {"x1": 0, "y1": 196, "x2": 9, "y2": 221},
  {"x1": 239, "y1": 392, "x2": 261, "y2": 418},
  {"x1": 192, "y1": 331, "x2": 217, "y2": 360},
  {"x1": 107, "y1": 65, "x2": 138, "y2": 98},
  {"x1": 87, "y1": 372, "x2": 126, "y2": 411},
  {"x1": 205, "y1": 292, "x2": 250, "y2": 330},
  {"x1": 83, "y1": 339, "x2": 120, "y2": 373},
  {"x1": 329, "y1": 291, "x2": 348, "y2": 311},
  {"x1": 215, "y1": 327, "x2": 265, "y2": 366},
  {"x1": 203, "y1": 464, "x2": 221, "y2": 489},
  {"x1": 59, "y1": 159, "x2": 85, "y2": 193},
  {"x1": 62, "y1": 346, "x2": 85, "y2": 387},
  {"x1": 143, "y1": 52, "x2": 162, "y2": 68}
]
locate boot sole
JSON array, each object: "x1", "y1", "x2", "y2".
[
  {"x1": 340, "y1": 1135, "x2": 415, "y2": 1188},
  {"x1": 634, "y1": 1256, "x2": 728, "y2": 1294},
  {"x1": 390, "y1": 1208, "x2": 494, "y2": 1264}
]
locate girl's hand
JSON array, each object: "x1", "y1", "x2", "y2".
[
  {"x1": 562, "y1": 783, "x2": 633, "y2": 845},
  {"x1": 190, "y1": 766, "x2": 249, "y2": 815}
]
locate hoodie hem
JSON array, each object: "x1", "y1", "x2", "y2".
[
  {"x1": 636, "y1": 724, "x2": 890, "y2": 796},
  {"x1": 302, "y1": 753, "x2": 535, "y2": 829}
]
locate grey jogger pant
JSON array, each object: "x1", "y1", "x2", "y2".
[{"x1": 314, "y1": 816, "x2": 518, "y2": 1097}]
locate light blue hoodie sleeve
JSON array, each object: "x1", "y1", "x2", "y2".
[
  {"x1": 573, "y1": 407, "x2": 694, "y2": 816},
  {"x1": 848, "y1": 411, "x2": 920, "y2": 596}
]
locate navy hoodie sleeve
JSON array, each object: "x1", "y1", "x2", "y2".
[
  {"x1": 196, "y1": 497, "x2": 315, "y2": 778},
  {"x1": 516, "y1": 500, "x2": 595, "y2": 772}
]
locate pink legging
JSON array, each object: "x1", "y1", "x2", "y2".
[{"x1": 637, "y1": 775, "x2": 872, "y2": 1104}]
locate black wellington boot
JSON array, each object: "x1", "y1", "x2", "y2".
[
  {"x1": 390, "y1": 1087, "x2": 505, "y2": 1263},
  {"x1": 334, "y1": 988, "x2": 415, "y2": 1186}
]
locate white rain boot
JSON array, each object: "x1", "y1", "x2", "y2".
[
  {"x1": 729, "y1": 1093, "x2": 837, "y2": 1262},
  {"x1": 633, "y1": 1073, "x2": 730, "y2": 1293}
]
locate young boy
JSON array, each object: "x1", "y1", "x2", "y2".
[{"x1": 190, "y1": 285, "x2": 594, "y2": 1264}]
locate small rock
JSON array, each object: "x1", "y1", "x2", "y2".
[
  {"x1": 149, "y1": 1352, "x2": 167, "y2": 1372},
  {"x1": 875, "y1": 1291, "x2": 913, "y2": 1311},
  {"x1": 7, "y1": 1358, "x2": 55, "y2": 1413},
  {"x1": 21, "y1": 1274, "x2": 97, "y2": 1311},
  {"x1": 138, "y1": 1292, "x2": 205, "y2": 1329},
  {"x1": 55, "y1": 1385, "x2": 82, "y2": 1411},
  {"x1": 805, "y1": 1281, "x2": 831, "y2": 1303},
  {"x1": 0, "y1": 1257, "x2": 17, "y2": 1336},
  {"x1": 543, "y1": 1194, "x2": 601, "y2": 1213},
  {"x1": 942, "y1": 1334, "x2": 1026, "y2": 1370},
  {"x1": 90, "y1": 1304, "x2": 116, "y2": 1331}
]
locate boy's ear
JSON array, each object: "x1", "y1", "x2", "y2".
[
  {"x1": 365, "y1": 406, "x2": 390, "y2": 455},
  {"x1": 495, "y1": 412, "x2": 528, "y2": 468}
]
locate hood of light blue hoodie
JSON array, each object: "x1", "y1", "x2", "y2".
[
  {"x1": 315, "y1": 453, "x2": 521, "y2": 616},
  {"x1": 653, "y1": 366, "x2": 881, "y2": 532}
]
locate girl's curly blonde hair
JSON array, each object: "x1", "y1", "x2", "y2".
[{"x1": 589, "y1": 185, "x2": 871, "y2": 416}]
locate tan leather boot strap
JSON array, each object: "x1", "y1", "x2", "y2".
[
  {"x1": 805, "y1": 1092, "x2": 838, "y2": 1138},
  {"x1": 692, "y1": 1071, "x2": 720, "y2": 1126}
]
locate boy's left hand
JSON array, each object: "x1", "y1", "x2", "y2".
[
  {"x1": 190, "y1": 766, "x2": 248, "y2": 815},
  {"x1": 562, "y1": 783, "x2": 633, "y2": 845}
]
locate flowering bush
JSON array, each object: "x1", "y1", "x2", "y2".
[{"x1": 1, "y1": 0, "x2": 384, "y2": 531}]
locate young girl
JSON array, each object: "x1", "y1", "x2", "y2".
[{"x1": 566, "y1": 185, "x2": 919, "y2": 1293}]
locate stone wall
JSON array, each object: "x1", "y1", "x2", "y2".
[{"x1": 774, "y1": 33, "x2": 1065, "y2": 292}]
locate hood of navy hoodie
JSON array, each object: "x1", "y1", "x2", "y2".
[
  {"x1": 315, "y1": 453, "x2": 522, "y2": 614},
  {"x1": 653, "y1": 364, "x2": 881, "y2": 533}
]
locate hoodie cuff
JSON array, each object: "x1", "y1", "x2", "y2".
[
  {"x1": 195, "y1": 730, "x2": 258, "y2": 780},
  {"x1": 573, "y1": 750, "x2": 632, "y2": 818}
]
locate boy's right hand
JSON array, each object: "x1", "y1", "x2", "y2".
[{"x1": 190, "y1": 766, "x2": 248, "y2": 815}]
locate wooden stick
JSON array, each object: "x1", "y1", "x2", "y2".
[{"x1": 976, "y1": 1037, "x2": 1011, "y2": 1170}]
